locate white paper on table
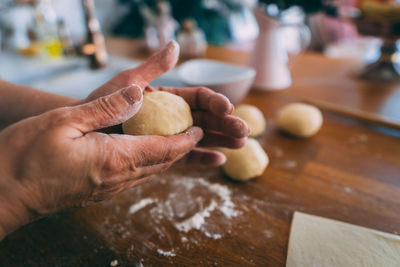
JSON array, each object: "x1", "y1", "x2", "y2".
[{"x1": 287, "y1": 212, "x2": 400, "y2": 267}]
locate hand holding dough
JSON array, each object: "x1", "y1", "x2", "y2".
[
  {"x1": 233, "y1": 104, "x2": 266, "y2": 137},
  {"x1": 277, "y1": 103, "x2": 323, "y2": 138},
  {"x1": 221, "y1": 138, "x2": 269, "y2": 181},
  {"x1": 123, "y1": 91, "x2": 193, "y2": 136}
]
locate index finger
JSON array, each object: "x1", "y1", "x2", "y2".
[
  {"x1": 156, "y1": 86, "x2": 234, "y2": 116},
  {"x1": 120, "y1": 41, "x2": 180, "y2": 89}
]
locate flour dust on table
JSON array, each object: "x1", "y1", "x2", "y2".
[
  {"x1": 86, "y1": 167, "x2": 294, "y2": 264},
  {"x1": 127, "y1": 177, "x2": 240, "y2": 237}
]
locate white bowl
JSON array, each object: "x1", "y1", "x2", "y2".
[{"x1": 178, "y1": 59, "x2": 256, "y2": 104}]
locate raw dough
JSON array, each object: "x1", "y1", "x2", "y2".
[
  {"x1": 123, "y1": 91, "x2": 193, "y2": 136},
  {"x1": 277, "y1": 103, "x2": 323, "y2": 138},
  {"x1": 233, "y1": 104, "x2": 266, "y2": 137},
  {"x1": 287, "y1": 212, "x2": 400, "y2": 267},
  {"x1": 221, "y1": 138, "x2": 269, "y2": 181}
]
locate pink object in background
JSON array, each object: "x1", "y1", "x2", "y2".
[
  {"x1": 250, "y1": 9, "x2": 310, "y2": 91},
  {"x1": 308, "y1": 12, "x2": 359, "y2": 51},
  {"x1": 250, "y1": 10, "x2": 290, "y2": 91}
]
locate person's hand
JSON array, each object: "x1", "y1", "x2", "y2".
[
  {"x1": 83, "y1": 41, "x2": 250, "y2": 166},
  {"x1": 0, "y1": 85, "x2": 203, "y2": 239}
]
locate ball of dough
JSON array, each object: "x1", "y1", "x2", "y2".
[
  {"x1": 233, "y1": 104, "x2": 266, "y2": 137},
  {"x1": 221, "y1": 138, "x2": 269, "y2": 181},
  {"x1": 277, "y1": 103, "x2": 323, "y2": 138},
  {"x1": 123, "y1": 91, "x2": 193, "y2": 136}
]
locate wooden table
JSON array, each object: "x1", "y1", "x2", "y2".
[{"x1": 1, "y1": 38, "x2": 400, "y2": 266}]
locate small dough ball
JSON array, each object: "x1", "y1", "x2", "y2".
[
  {"x1": 277, "y1": 103, "x2": 323, "y2": 138},
  {"x1": 233, "y1": 104, "x2": 266, "y2": 137},
  {"x1": 221, "y1": 138, "x2": 269, "y2": 181},
  {"x1": 123, "y1": 91, "x2": 193, "y2": 136}
]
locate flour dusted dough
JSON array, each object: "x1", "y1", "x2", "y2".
[
  {"x1": 221, "y1": 138, "x2": 269, "y2": 181},
  {"x1": 123, "y1": 91, "x2": 193, "y2": 136},
  {"x1": 277, "y1": 103, "x2": 323, "y2": 138},
  {"x1": 287, "y1": 212, "x2": 400, "y2": 267},
  {"x1": 233, "y1": 104, "x2": 266, "y2": 137}
]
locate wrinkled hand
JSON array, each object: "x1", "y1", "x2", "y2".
[
  {"x1": 0, "y1": 85, "x2": 203, "y2": 238},
  {"x1": 85, "y1": 41, "x2": 250, "y2": 166}
]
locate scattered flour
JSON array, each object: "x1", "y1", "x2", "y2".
[
  {"x1": 267, "y1": 145, "x2": 283, "y2": 158},
  {"x1": 344, "y1": 187, "x2": 353, "y2": 193},
  {"x1": 358, "y1": 134, "x2": 368, "y2": 142},
  {"x1": 203, "y1": 231, "x2": 222, "y2": 240},
  {"x1": 128, "y1": 198, "x2": 156, "y2": 214},
  {"x1": 175, "y1": 200, "x2": 218, "y2": 232},
  {"x1": 263, "y1": 230, "x2": 274, "y2": 238},
  {"x1": 195, "y1": 178, "x2": 240, "y2": 218},
  {"x1": 172, "y1": 178, "x2": 240, "y2": 234},
  {"x1": 283, "y1": 160, "x2": 297, "y2": 169},
  {"x1": 127, "y1": 177, "x2": 240, "y2": 239},
  {"x1": 349, "y1": 133, "x2": 369, "y2": 144},
  {"x1": 157, "y1": 249, "x2": 176, "y2": 257},
  {"x1": 102, "y1": 174, "x2": 282, "y2": 263}
]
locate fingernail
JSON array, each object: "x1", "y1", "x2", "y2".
[
  {"x1": 186, "y1": 127, "x2": 204, "y2": 142},
  {"x1": 122, "y1": 84, "x2": 142, "y2": 105},
  {"x1": 245, "y1": 124, "x2": 251, "y2": 136},
  {"x1": 227, "y1": 103, "x2": 234, "y2": 115},
  {"x1": 160, "y1": 41, "x2": 179, "y2": 71},
  {"x1": 234, "y1": 118, "x2": 250, "y2": 137},
  {"x1": 215, "y1": 93, "x2": 233, "y2": 115},
  {"x1": 168, "y1": 40, "x2": 180, "y2": 53},
  {"x1": 205, "y1": 152, "x2": 226, "y2": 167},
  {"x1": 240, "y1": 119, "x2": 251, "y2": 136},
  {"x1": 219, "y1": 154, "x2": 227, "y2": 165}
]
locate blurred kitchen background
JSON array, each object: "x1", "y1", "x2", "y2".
[{"x1": 0, "y1": 0, "x2": 399, "y2": 99}]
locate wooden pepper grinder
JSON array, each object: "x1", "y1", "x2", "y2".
[{"x1": 82, "y1": 0, "x2": 108, "y2": 69}]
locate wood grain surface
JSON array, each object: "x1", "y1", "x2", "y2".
[{"x1": 0, "y1": 38, "x2": 399, "y2": 266}]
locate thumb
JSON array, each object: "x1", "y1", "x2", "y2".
[{"x1": 70, "y1": 84, "x2": 142, "y2": 133}]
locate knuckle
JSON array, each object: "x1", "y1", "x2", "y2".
[
  {"x1": 162, "y1": 150, "x2": 176, "y2": 163},
  {"x1": 95, "y1": 96, "x2": 120, "y2": 121},
  {"x1": 199, "y1": 86, "x2": 213, "y2": 96},
  {"x1": 89, "y1": 172, "x2": 105, "y2": 189},
  {"x1": 158, "y1": 140, "x2": 177, "y2": 163},
  {"x1": 199, "y1": 86, "x2": 211, "y2": 93},
  {"x1": 161, "y1": 138, "x2": 191, "y2": 163},
  {"x1": 101, "y1": 157, "x2": 121, "y2": 177},
  {"x1": 161, "y1": 162, "x2": 173, "y2": 172},
  {"x1": 191, "y1": 112, "x2": 201, "y2": 124}
]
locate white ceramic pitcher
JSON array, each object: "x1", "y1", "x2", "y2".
[{"x1": 250, "y1": 8, "x2": 310, "y2": 91}]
